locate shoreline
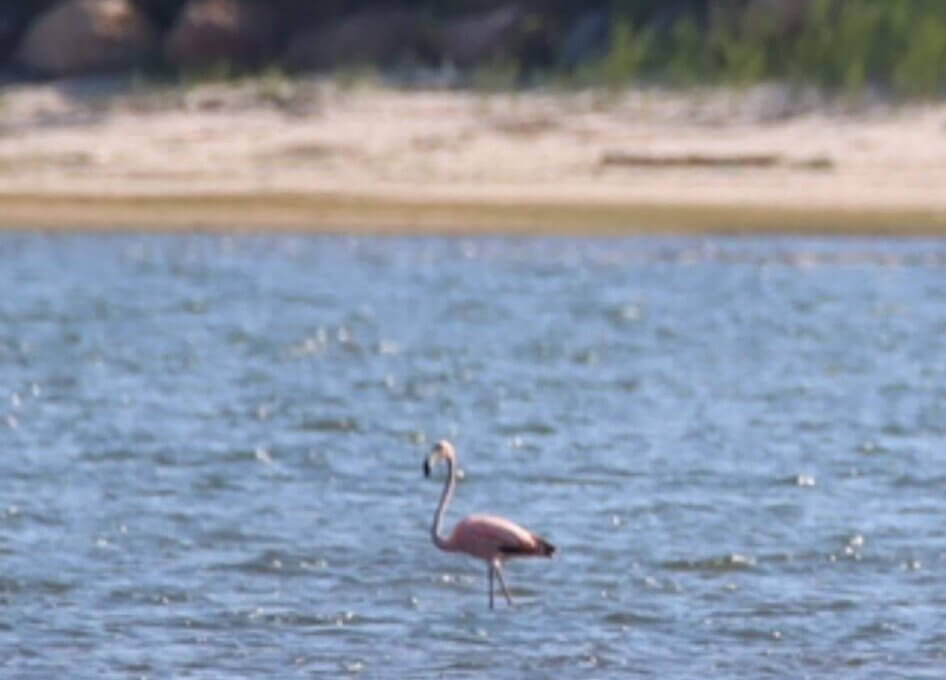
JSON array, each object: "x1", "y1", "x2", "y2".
[
  {"x1": 3, "y1": 79, "x2": 946, "y2": 236},
  {"x1": 4, "y1": 191, "x2": 946, "y2": 236}
]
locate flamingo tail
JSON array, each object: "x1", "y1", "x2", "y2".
[{"x1": 499, "y1": 536, "x2": 556, "y2": 557}]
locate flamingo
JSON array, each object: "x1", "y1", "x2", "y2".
[{"x1": 423, "y1": 439, "x2": 555, "y2": 609}]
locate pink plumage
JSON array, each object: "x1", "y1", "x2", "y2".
[
  {"x1": 423, "y1": 440, "x2": 555, "y2": 609},
  {"x1": 446, "y1": 514, "x2": 555, "y2": 561}
]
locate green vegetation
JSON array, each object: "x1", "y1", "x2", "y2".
[
  {"x1": 601, "y1": 0, "x2": 946, "y2": 96},
  {"x1": 472, "y1": 59, "x2": 522, "y2": 92},
  {"x1": 4, "y1": 1, "x2": 946, "y2": 98}
]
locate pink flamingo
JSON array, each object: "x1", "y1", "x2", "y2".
[{"x1": 423, "y1": 439, "x2": 555, "y2": 609}]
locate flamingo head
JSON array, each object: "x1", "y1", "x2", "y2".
[{"x1": 424, "y1": 439, "x2": 455, "y2": 477}]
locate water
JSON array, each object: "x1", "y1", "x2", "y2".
[{"x1": 2, "y1": 234, "x2": 946, "y2": 678}]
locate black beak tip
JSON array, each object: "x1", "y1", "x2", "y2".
[{"x1": 423, "y1": 459, "x2": 431, "y2": 477}]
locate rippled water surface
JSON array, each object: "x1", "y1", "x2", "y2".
[{"x1": 3, "y1": 234, "x2": 946, "y2": 678}]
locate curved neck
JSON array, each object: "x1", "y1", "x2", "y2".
[{"x1": 431, "y1": 456, "x2": 456, "y2": 551}]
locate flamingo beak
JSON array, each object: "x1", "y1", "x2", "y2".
[{"x1": 423, "y1": 456, "x2": 432, "y2": 477}]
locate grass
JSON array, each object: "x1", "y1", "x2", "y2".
[
  {"x1": 599, "y1": 0, "x2": 946, "y2": 97},
  {"x1": 471, "y1": 59, "x2": 523, "y2": 92},
  {"x1": 251, "y1": 65, "x2": 297, "y2": 107}
]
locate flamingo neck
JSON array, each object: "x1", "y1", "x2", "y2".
[{"x1": 431, "y1": 456, "x2": 456, "y2": 551}]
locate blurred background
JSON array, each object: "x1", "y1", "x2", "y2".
[
  {"x1": 1, "y1": 0, "x2": 945, "y2": 232},
  {"x1": 1, "y1": 0, "x2": 945, "y2": 94}
]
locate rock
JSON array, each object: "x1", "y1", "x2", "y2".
[
  {"x1": 438, "y1": 4, "x2": 532, "y2": 68},
  {"x1": 1, "y1": 4, "x2": 56, "y2": 64},
  {"x1": 0, "y1": 14, "x2": 20, "y2": 64},
  {"x1": 15, "y1": 0, "x2": 157, "y2": 76},
  {"x1": 3, "y1": 5, "x2": 51, "y2": 64},
  {"x1": 130, "y1": 0, "x2": 189, "y2": 30},
  {"x1": 559, "y1": 9, "x2": 609, "y2": 69},
  {"x1": 164, "y1": 0, "x2": 280, "y2": 69},
  {"x1": 285, "y1": 7, "x2": 433, "y2": 71}
]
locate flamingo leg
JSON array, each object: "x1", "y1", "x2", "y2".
[
  {"x1": 488, "y1": 563, "x2": 494, "y2": 609},
  {"x1": 493, "y1": 560, "x2": 514, "y2": 606}
]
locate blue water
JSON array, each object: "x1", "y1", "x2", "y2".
[{"x1": 2, "y1": 234, "x2": 946, "y2": 678}]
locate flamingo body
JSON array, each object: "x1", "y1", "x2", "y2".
[
  {"x1": 423, "y1": 440, "x2": 554, "y2": 609},
  {"x1": 446, "y1": 514, "x2": 554, "y2": 562}
]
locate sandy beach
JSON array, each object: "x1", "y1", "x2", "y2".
[{"x1": 2, "y1": 76, "x2": 946, "y2": 234}]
